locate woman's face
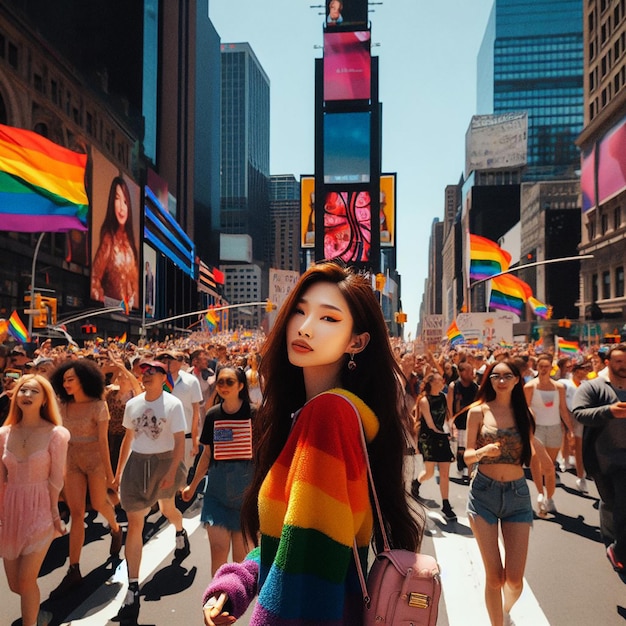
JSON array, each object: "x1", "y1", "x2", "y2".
[
  {"x1": 329, "y1": 0, "x2": 341, "y2": 18},
  {"x1": 489, "y1": 364, "x2": 518, "y2": 391},
  {"x1": 114, "y1": 184, "x2": 129, "y2": 227},
  {"x1": 536, "y1": 359, "x2": 552, "y2": 377},
  {"x1": 62, "y1": 368, "x2": 82, "y2": 397},
  {"x1": 215, "y1": 368, "x2": 243, "y2": 400},
  {"x1": 287, "y1": 282, "x2": 356, "y2": 370},
  {"x1": 16, "y1": 378, "x2": 45, "y2": 413},
  {"x1": 430, "y1": 374, "x2": 444, "y2": 393}
]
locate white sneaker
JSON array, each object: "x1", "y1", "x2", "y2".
[
  {"x1": 545, "y1": 497, "x2": 557, "y2": 513},
  {"x1": 576, "y1": 477, "x2": 589, "y2": 493},
  {"x1": 537, "y1": 494, "x2": 547, "y2": 517}
]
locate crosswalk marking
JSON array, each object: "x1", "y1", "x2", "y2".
[
  {"x1": 60, "y1": 511, "x2": 203, "y2": 625},
  {"x1": 428, "y1": 510, "x2": 551, "y2": 625}
]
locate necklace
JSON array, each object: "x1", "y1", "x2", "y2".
[{"x1": 16, "y1": 425, "x2": 36, "y2": 449}]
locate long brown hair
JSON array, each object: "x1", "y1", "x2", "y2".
[
  {"x1": 5, "y1": 374, "x2": 62, "y2": 426},
  {"x1": 241, "y1": 262, "x2": 422, "y2": 552}
]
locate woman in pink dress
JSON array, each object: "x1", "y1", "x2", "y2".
[{"x1": 0, "y1": 374, "x2": 70, "y2": 626}]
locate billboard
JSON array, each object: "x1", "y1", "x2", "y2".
[
  {"x1": 300, "y1": 176, "x2": 315, "y2": 248},
  {"x1": 220, "y1": 234, "x2": 253, "y2": 263},
  {"x1": 323, "y1": 189, "x2": 371, "y2": 263},
  {"x1": 580, "y1": 145, "x2": 595, "y2": 212},
  {"x1": 597, "y1": 115, "x2": 626, "y2": 206},
  {"x1": 324, "y1": 111, "x2": 371, "y2": 183},
  {"x1": 455, "y1": 312, "x2": 515, "y2": 346},
  {"x1": 325, "y1": 0, "x2": 368, "y2": 29},
  {"x1": 90, "y1": 149, "x2": 141, "y2": 309},
  {"x1": 465, "y1": 112, "x2": 528, "y2": 175},
  {"x1": 301, "y1": 174, "x2": 394, "y2": 248},
  {"x1": 323, "y1": 31, "x2": 371, "y2": 101}
]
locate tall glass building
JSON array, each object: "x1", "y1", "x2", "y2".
[
  {"x1": 220, "y1": 43, "x2": 270, "y2": 263},
  {"x1": 477, "y1": 0, "x2": 584, "y2": 180}
]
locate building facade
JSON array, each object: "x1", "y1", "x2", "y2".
[{"x1": 269, "y1": 174, "x2": 300, "y2": 272}]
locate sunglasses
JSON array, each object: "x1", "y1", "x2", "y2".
[
  {"x1": 216, "y1": 378, "x2": 237, "y2": 387},
  {"x1": 142, "y1": 367, "x2": 165, "y2": 375}
]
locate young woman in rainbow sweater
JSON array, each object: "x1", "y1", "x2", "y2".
[{"x1": 202, "y1": 262, "x2": 422, "y2": 626}]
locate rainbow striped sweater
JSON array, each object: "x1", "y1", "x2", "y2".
[{"x1": 203, "y1": 389, "x2": 379, "y2": 625}]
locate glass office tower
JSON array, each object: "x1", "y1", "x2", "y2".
[
  {"x1": 477, "y1": 0, "x2": 583, "y2": 180},
  {"x1": 220, "y1": 43, "x2": 270, "y2": 263}
]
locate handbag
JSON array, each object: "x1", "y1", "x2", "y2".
[{"x1": 352, "y1": 417, "x2": 441, "y2": 626}]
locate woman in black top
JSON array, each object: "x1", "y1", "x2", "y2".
[{"x1": 181, "y1": 365, "x2": 254, "y2": 576}]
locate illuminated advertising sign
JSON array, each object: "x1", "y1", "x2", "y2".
[
  {"x1": 143, "y1": 244, "x2": 157, "y2": 319},
  {"x1": 324, "y1": 31, "x2": 371, "y2": 101},
  {"x1": 90, "y1": 149, "x2": 140, "y2": 309},
  {"x1": 325, "y1": 0, "x2": 368, "y2": 29},
  {"x1": 300, "y1": 176, "x2": 316, "y2": 248},
  {"x1": 323, "y1": 190, "x2": 371, "y2": 263},
  {"x1": 380, "y1": 174, "x2": 395, "y2": 247},
  {"x1": 598, "y1": 116, "x2": 626, "y2": 206},
  {"x1": 324, "y1": 111, "x2": 371, "y2": 184},
  {"x1": 580, "y1": 145, "x2": 595, "y2": 212}
]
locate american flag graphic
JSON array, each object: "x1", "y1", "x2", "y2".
[{"x1": 213, "y1": 418, "x2": 253, "y2": 460}]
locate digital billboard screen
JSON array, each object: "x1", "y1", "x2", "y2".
[
  {"x1": 323, "y1": 190, "x2": 371, "y2": 264},
  {"x1": 324, "y1": 112, "x2": 370, "y2": 184},
  {"x1": 324, "y1": 31, "x2": 371, "y2": 101},
  {"x1": 598, "y1": 116, "x2": 626, "y2": 206},
  {"x1": 300, "y1": 176, "x2": 315, "y2": 248},
  {"x1": 325, "y1": 0, "x2": 368, "y2": 29}
]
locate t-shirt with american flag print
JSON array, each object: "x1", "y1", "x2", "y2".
[{"x1": 200, "y1": 400, "x2": 255, "y2": 461}]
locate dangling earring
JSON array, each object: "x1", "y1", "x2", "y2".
[{"x1": 348, "y1": 353, "x2": 357, "y2": 371}]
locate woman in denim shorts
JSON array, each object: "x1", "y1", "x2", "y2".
[{"x1": 465, "y1": 360, "x2": 535, "y2": 626}]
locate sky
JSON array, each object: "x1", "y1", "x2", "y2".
[{"x1": 209, "y1": 0, "x2": 495, "y2": 336}]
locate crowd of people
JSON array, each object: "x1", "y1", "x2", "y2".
[{"x1": 0, "y1": 266, "x2": 624, "y2": 625}]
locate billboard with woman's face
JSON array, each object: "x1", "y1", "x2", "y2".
[{"x1": 89, "y1": 149, "x2": 140, "y2": 309}]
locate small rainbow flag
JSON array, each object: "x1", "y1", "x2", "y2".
[
  {"x1": 0, "y1": 124, "x2": 88, "y2": 232},
  {"x1": 489, "y1": 274, "x2": 533, "y2": 316},
  {"x1": 469, "y1": 234, "x2": 512, "y2": 280},
  {"x1": 528, "y1": 296, "x2": 549, "y2": 319},
  {"x1": 119, "y1": 298, "x2": 130, "y2": 315},
  {"x1": 8, "y1": 310, "x2": 30, "y2": 342},
  {"x1": 205, "y1": 309, "x2": 218, "y2": 333},
  {"x1": 446, "y1": 320, "x2": 465, "y2": 346},
  {"x1": 163, "y1": 371, "x2": 175, "y2": 393},
  {"x1": 557, "y1": 337, "x2": 580, "y2": 355}
]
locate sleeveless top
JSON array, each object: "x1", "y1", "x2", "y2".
[
  {"x1": 529, "y1": 387, "x2": 561, "y2": 426},
  {"x1": 451, "y1": 380, "x2": 478, "y2": 430},
  {"x1": 475, "y1": 423, "x2": 523, "y2": 465}
]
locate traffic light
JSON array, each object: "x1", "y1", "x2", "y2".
[
  {"x1": 265, "y1": 300, "x2": 277, "y2": 313},
  {"x1": 546, "y1": 305, "x2": 553, "y2": 320},
  {"x1": 40, "y1": 296, "x2": 57, "y2": 325},
  {"x1": 375, "y1": 273, "x2": 386, "y2": 291},
  {"x1": 24, "y1": 293, "x2": 47, "y2": 328},
  {"x1": 81, "y1": 323, "x2": 97, "y2": 334},
  {"x1": 525, "y1": 249, "x2": 536, "y2": 263},
  {"x1": 395, "y1": 311, "x2": 408, "y2": 324}
]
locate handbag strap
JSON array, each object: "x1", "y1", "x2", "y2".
[{"x1": 352, "y1": 409, "x2": 391, "y2": 605}]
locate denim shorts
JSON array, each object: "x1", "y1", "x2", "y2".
[{"x1": 467, "y1": 470, "x2": 533, "y2": 525}]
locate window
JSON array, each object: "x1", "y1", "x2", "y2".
[
  {"x1": 592, "y1": 273, "x2": 599, "y2": 302},
  {"x1": 603, "y1": 270, "x2": 611, "y2": 299},
  {"x1": 601, "y1": 211, "x2": 609, "y2": 234},
  {"x1": 8, "y1": 42, "x2": 18, "y2": 68},
  {"x1": 615, "y1": 206, "x2": 622, "y2": 230},
  {"x1": 616, "y1": 266, "x2": 625, "y2": 298}
]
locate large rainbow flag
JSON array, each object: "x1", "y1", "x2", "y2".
[
  {"x1": 0, "y1": 124, "x2": 88, "y2": 232},
  {"x1": 469, "y1": 234, "x2": 512, "y2": 280},
  {"x1": 489, "y1": 274, "x2": 533, "y2": 316}
]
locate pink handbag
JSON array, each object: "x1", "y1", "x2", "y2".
[{"x1": 353, "y1": 419, "x2": 441, "y2": 626}]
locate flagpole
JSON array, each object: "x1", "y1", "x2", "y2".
[{"x1": 27, "y1": 232, "x2": 46, "y2": 340}]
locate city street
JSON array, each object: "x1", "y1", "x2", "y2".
[{"x1": 2, "y1": 467, "x2": 624, "y2": 626}]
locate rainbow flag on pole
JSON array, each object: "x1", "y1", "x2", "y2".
[
  {"x1": 446, "y1": 320, "x2": 465, "y2": 346},
  {"x1": 489, "y1": 274, "x2": 533, "y2": 316},
  {"x1": 205, "y1": 309, "x2": 218, "y2": 333},
  {"x1": 8, "y1": 310, "x2": 30, "y2": 342},
  {"x1": 0, "y1": 124, "x2": 88, "y2": 232},
  {"x1": 557, "y1": 337, "x2": 580, "y2": 355},
  {"x1": 469, "y1": 234, "x2": 512, "y2": 280}
]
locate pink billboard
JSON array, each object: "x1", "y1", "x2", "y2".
[
  {"x1": 598, "y1": 116, "x2": 626, "y2": 205},
  {"x1": 324, "y1": 31, "x2": 371, "y2": 101}
]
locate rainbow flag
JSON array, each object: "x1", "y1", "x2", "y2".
[
  {"x1": 163, "y1": 371, "x2": 175, "y2": 393},
  {"x1": 8, "y1": 310, "x2": 30, "y2": 342},
  {"x1": 0, "y1": 124, "x2": 88, "y2": 232},
  {"x1": 528, "y1": 296, "x2": 549, "y2": 319},
  {"x1": 557, "y1": 337, "x2": 580, "y2": 355},
  {"x1": 446, "y1": 320, "x2": 464, "y2": 346},
  {"x1": 469, "y1": 234, "x2": 512, "y2": 280},
  {"x1": 205, "y1": 309, "x2": 218, "y2": 333},
  {"x1": 119, "y1": 298, "x2": 130, "y2": 315},
  {"x1": 489, "y1": 274, "x2": 533, "y2": 316}
]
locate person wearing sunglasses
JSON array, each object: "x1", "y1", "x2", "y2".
[
  {"x1": 113, "y1": 359, "x2": 189, "y2": 622},
  {"x1": 464, "y1": 360, "x2": 536, "y2": 626},
  {"x1": 181, "y1": 365, "x2": 255, "y2": 576}
]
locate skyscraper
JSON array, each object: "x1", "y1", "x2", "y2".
[
  {"x1": 220, "y1": 43, "x2": 270, "y2": 265},
  {"x1": 477, "y1": 0, "x2": 584, "y2": 180},
  {"x1": 269, "y1": 175, "x2": 300, "y2": 272}
]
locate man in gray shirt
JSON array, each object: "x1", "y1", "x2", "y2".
[{"x1": 573, "y1": 343, "x2": 626, "y2": 580}]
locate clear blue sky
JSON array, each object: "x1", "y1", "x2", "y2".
[{"x1": 209, "y1": 0, "x2": 495, "y2": 337}]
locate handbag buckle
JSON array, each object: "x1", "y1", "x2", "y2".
[{"x1": 408, "y1": 592, "x2": 431, "y2": 609}]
